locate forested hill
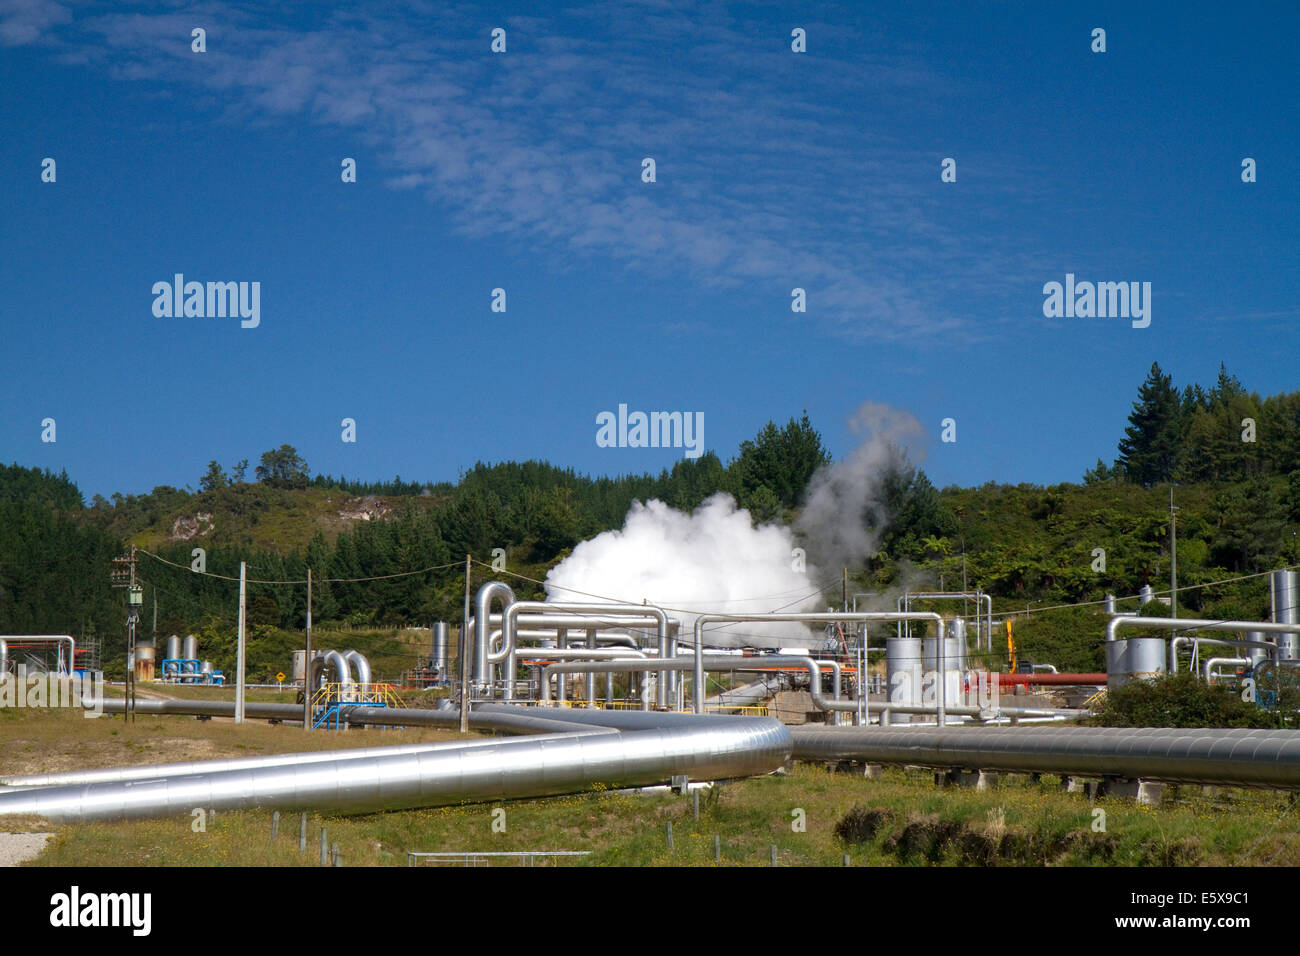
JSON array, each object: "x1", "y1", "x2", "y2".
[{"x1": 3, "y1": 363, "x2": 1298, "y2": 675}]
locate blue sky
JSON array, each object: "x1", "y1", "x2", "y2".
[{"x1": 1, "y1": 0, "x2": 1296, "y2": 501}]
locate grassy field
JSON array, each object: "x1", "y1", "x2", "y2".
[
  {"x1": 0, "y1": 704, "x2": 466, "y2": 778},
  {"x1": 16, "y1": 763, "x2": 1299, "y2": 867},
  {"x1": 2, "y1": 706, "x2": 1297, "y2": 867}
]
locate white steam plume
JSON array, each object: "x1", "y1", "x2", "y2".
[
  {"x1": 795, "y1": 402, "x2": 925, "y2": 571},
  {"x1": 544, "y1": 495, "x2": 823, "y2": 647},
  {"x1": 544, "y1": 401, "x2": 927, "y2": 648}
]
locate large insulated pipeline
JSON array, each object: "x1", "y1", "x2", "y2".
[
  {"x1": 343, "y1": 650, "x2": 371, "y2": 686},
  {"x1": 0, "y1": 706, "x2": 792, "y2": 822},
  {"x1": 0, "y1": 704, "x2": 610, "y2": 788},
  {"x1": 787, "y1": 725, "x2": 1300, "y2": 789}
]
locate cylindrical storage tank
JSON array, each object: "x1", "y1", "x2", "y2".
[
  {"x1": 1104, "y1": 594, "x2": 1117, "y2": 615},
  {"x1": 922, "y1": 632, "x2": 964, "y2": 711},
  {"x1": 1107, "y1": 637, "x2": 1166, "y2": 689},
  {"x1": 885, "y1": 636, "x2": 923, "y2": 725},
  {"x1": 1127, "y1": 637, "x2": 1166, "y2": 680},
  {"x1": 134, "y1": 645, "x2": 156, "y2": 682},
  {"x1": 431, "y1": 622, "x2": 449, "y2": 675},
  {"x1": 166, "y1": 635, "x2": 182, "y2": 662},
  {"x1": 183, "y1": 635, "x2": 199, "y2": 661},
  {"x1": 947, "y1": 618, "x2": 969, "y2": 671},
  {"x1": 292, "y1": 650, "x2": 307, "y2": 684},
  {"x1": 1138, "y1": 585, "x2": 1155, "y2": 606},
  {"x1": 1270, "y1": 570, "x2": 1299, "y2": 660},
  {"x1": 200, "y1": 661, "x2": 214, "y2": 682}
]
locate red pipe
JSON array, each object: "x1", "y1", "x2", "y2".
[{"x1": 998, "y1": 673, "x2": 1107, "y2": 686}]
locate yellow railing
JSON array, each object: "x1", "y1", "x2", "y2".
[
  {"x1": 311, "y1": 681, "x2": 407, "y2": 709},
  {"x1": 1081, "y1": 689, "x2": 1107, "y2": 710},
  {"x1": 704, "y1": 704, "x2": 770, "y2": 717}
]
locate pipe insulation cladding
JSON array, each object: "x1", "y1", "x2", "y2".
[
  {"x1": 0, "y1": 707, "x2": 792, "y2": 822},
  {"x1": 788, "y1": 726, "x2": 1300, "y2": 789}
]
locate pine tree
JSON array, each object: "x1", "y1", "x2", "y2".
[
  {"x1": 199, "y1": 460, "x2": 228, "y2": 492},
  {"x1": 1118, "y1": 362, "x2": 1183, "y2": 486}
]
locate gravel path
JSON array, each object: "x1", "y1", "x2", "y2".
[{"x1": 0, "y1": 832, "x2": 53, "y2": 866}]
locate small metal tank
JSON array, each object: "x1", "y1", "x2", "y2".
[
  {"x1": 133, "y1": 644, "x2": 156, "y2": 682},
  {"x1": 182, "y1": 634, "x2": 199, "y2": 661},
  {"x1": 431, "y1": 622, "x2": 450, "y2": 675},
  {"x1": 922, "y1": 624, "x2": 965, "y2": 710},
  {"x1": 884, "y1": 636, "x2": 923, "y2": 725},
  {"x1": 292, "y1": 649, "x2": 307, "y2": 684},
  {"x1": 1270, "y1": 569, "x2": 1298, "y2": 660},
  {"x1": 200, "y1": 660, "x2": 214, "y2": 682},
  {"x1": 1106, "y1": 637, "x2": 1166, "y2": 689},
  {"x1": 166, "y1": 635, "x2": 182, "y2": 662}
]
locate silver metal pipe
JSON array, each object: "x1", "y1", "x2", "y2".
[
  {"x1": 0, "y1": 709, "x2": 792, "y2": 822},
  {"x1": 0, "y1": 635, "x2": 75, "y2": 674},
  {"x1": 1108, "y1": 615, "x2": 1300, "y2": 644},
  {"x1": 543, "y1": 655, "x2": 841, "y2": 719},
  {"x1": 1171, "y1": 635, "x2": 1277, "y2": 673},
  {"x1": 477, "y1": 613, "x2": 665, "y2": 632},
  {"x1": 475, "y1": 610, "x2": 669, "y2": 699},
  {"x1": 898, "y1": 592, "x2": 992, "y2": 650},
  {"x1": 502, "y1": 601, "x2": 670, "y2": 707},
  {"x1": 343, "y1": 650, "x2": 371, "y2": 686},
  {"x1": 1205, "y1": 657, "x2": 1251, "y2": 682},
  {"x1": 1271, "y1": 569, "x2": 1299, "y2": 660},
  {"x1": 431, "y1": 622, "x2": 450, "y2": 675},
  {"x1": 514, "y1": 647, "x2": 649, "y2": 661},
  {"x1": 705, "y1": 677, "x2": 783, "y2": 710},
  {"x1": 692, "y1": 612, "x2": 943, "y2": 718},
  {"x1": 473, "y1": 581, "x2": 516, "y2": 691},
  {"x1": 484, "y1": 627, "x2": 652, "y2": 700},
  {"x1": 788, "y1": 725, "x2": 1300, "y2": 789},
  {"x1": 0, "y1": 639, "x2": 7, "y2": 678},
  {"x1": 309, "y1": 650, "x2": 354, "y2": 698}
]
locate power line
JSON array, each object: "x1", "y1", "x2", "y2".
[{"x1": 137, "y1": 548, "x2": 461, "y2": 584}]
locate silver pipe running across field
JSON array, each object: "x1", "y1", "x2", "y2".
[
  {"x1": 0, "y1": 702, "x2": 791, "y2": 822},
  {"x1": 788, "y1": 725, "x2": 1300, "y2": 789}
]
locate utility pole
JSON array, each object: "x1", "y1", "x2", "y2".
[
  {"x1": 303, "y1": 568, "x2": 312, "y2": 731},
  {"x1": 235, "y1": 561, "x2": 247, "y2": 724},
  {"x1": 460, "y1": 554, "x2": 471, "y2": 734},
  {"x1": 110, "y1": 548, "x2": 142, "y2": 722},
  {"x1": 1170, "y1": 486, "x2": 1178, "y2": 618}
]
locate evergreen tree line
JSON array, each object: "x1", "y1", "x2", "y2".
[{"x1": 1091, "y1": 362, "x2": 1300, "y2": 487}]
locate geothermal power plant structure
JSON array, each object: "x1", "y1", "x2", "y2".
[{"x1": 1, "y1": 573, "x2": 1298, "y2": 822}]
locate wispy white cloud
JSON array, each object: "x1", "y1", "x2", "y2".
[{"x1": 4, "y1": 0, "x2": 1038, "y2": 342}]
